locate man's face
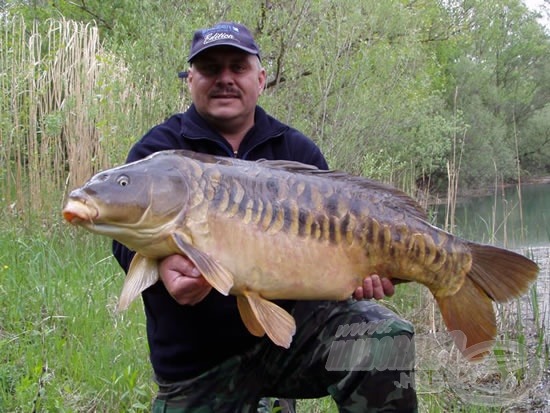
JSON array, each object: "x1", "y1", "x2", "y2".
[{"x1": 187, "y1": 47, "x2": 266, "y2": 128}]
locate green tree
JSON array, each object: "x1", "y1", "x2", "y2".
[{"x1": 440, "y1": 0, "x2": 550, "y2": 187}]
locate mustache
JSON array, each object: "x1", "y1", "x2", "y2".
[{"x1": 209, "y1": 87, "x2": 241, "y2": 97}]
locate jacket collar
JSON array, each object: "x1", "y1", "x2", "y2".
[{"x1": 180, "y1": 104, "x2": 288, "y2": 155}]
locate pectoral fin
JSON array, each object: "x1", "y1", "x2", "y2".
[
  {"x1": 118, "y1": 253, "x2": 159, "y2": 311},
  {"x1": 239, "y1": 291, "x2": 296, "y2": 349},
  {"x1": 171, "y1": 232, "x2": 234, "y2": 296}
]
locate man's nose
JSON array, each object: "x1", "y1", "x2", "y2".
[{"x1": 215, "y1": 66, "x2": 234, "y2": 84}]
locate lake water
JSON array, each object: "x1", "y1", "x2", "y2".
[{"x1": 432, "y1": 183, "x2": 550, "y2": 248}]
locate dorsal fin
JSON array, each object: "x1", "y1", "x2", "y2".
[{"x1": 176, "y1": 149, "x2": 235, "y2": 165}]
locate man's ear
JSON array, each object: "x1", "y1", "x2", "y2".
[
  {"x1": 258, "y1": 68, "x2": 266, "y2": 92},
  {"x1": 187, "y1": 68, "x2": 193, "y2": 90}
]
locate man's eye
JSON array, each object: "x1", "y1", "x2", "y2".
[
  {"x1": 232, "y1": 64, "x2": 246, "y2": 73},
  {"x1": 198, "y1": 64, "x2": 220, "y2": 75},
  {"x1": 206, "y1": 65, "x2": 219, "y2": 74}
]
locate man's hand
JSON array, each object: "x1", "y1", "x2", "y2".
[
  {"x1": 353, "y1": 274, "x2": 395, "y2": 300},
  {"x1": 159, "y1": 255, "x2": 212, "y2": 305}
]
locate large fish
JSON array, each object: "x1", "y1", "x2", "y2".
[{"x1": 63, "y1": 150, "x2": 538, "y2": 359}]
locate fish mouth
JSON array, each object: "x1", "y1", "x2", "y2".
[{"x1": 62, "y1": 199, "x2": 99, "y2": 225}]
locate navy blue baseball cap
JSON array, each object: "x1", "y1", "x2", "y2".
[{"x1": 187, "y1": 22, "x2": 260, "y2": 62}]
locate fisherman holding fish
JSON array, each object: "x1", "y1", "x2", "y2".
[{"x1": 112, "y1": 22, "x2": 418, "y2": 412}]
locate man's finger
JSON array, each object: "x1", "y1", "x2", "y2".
[{"x1": 368, "y1": 274, "x2": 385, "y2": 300}]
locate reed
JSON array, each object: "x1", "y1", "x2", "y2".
[
  {"x1": 0, "y1": 16, "x2": 166, "y2": 225},
  {"x1": 2, "y1": 18, "x2": 101, "y2": 216},
  {"x1": 443, "y1": 87, "x2": 466, "y2": 233}
]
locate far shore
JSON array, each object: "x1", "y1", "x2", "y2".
[{"x1": 422, "y1": 175, "x2": 550, "y2": 206}]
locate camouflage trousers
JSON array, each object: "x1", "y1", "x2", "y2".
[{"x1": 152, "y1": 299, "x2": 418, "y2": 413}]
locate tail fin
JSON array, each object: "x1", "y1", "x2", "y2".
[
  {"x1": 435, "y1": 276, "x2": 497, "y2": 360},
  {"x1": 466, "y1": 243, "x2": 539, "y2": 302},
  {"x1": 436, "y1": 243, "x2": 539, "y2": 360}
]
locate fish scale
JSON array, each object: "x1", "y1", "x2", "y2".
[{"x1": 62, "y1": 149, "x2": 539, "y2": 359}]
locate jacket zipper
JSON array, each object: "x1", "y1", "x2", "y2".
[{"x1": 184, "y1": 131, "x2": 284, "y2": 160}]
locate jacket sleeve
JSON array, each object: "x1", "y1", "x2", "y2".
[
  {"x1": 306, "y1": 145, "x2": 329, "y2": 171},
  {"x1": 286, "y1": 128, "x2": 329, "y2": 171}
]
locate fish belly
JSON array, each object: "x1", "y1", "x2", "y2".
[{"x1": 199, "y1": 217, "x2": 363, "y2": 301}]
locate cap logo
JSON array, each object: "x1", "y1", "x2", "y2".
[{"x1": 204, "y1": 32, "x2": 236, "y2": 45}]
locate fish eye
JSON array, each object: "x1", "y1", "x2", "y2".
[{"x1": 117, "y1": 175, "x2": 130, "y2": 187}]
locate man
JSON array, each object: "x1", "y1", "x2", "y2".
[{"x1": 113, "y1": 22, "x2": 417, "y2": 412}]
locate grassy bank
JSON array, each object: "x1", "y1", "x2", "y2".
[
  {"x1": 0, "y1": 223, "x2": 153, "y2": 412},
  {"x1": 1, "y1": 221, "x2": 547, "y2": 412}
]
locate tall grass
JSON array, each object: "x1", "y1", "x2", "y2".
[
  {"x1": 0, "y1": 223, "x2": 153, "y2": 412},
  {"x1": 2, "y1": 17, "x2": 101, "y2": 216},
  {"x1": 0, "y1": 16, "x2": 170, "y2": 224}
]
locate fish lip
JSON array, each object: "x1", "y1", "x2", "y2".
[{"x1": 62, "y1": 198, "x2": 99, "y2": 225}]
